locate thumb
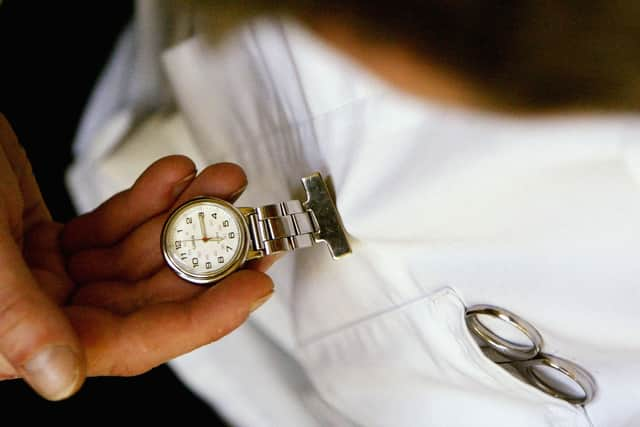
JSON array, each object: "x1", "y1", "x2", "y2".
[{"x1": 0, "y1": 232, "x2": 85, "y2": 400}]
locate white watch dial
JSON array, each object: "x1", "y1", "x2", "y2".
[{"x1": 162, "y1": 198, "x2": 247, "y2": 284}]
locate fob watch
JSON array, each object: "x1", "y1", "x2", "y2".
[{"x1": 161, "y1": 172, "x2": 351, "y2": 285}]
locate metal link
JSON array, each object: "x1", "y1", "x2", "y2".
[
  {"x1": 248, "y1": 215, "x2": 264, "y2": 250},
  {"x1": 266, "y1": 216, "x2": 295, "y2": 239},
  {"x1": 264, "y1": 238, "x2": 292, "y2": 254},
  {"x1": 291, "y1": 212, "x2": 314, "y2": 234},
  {"x1": 248, "y1": 200, "x2": 318, "y2": 256},
  {"x1": 256, "y1": 218, "x2": 269, "y2": 242},
  {"x1": 291, "y1": 234, "x2": 314, "y2": 249},
  {"x1": 257, "y1": 204, "x2": 283, "y2": 220},
  {"x1": 282, "y1": 200, "x2": 304, "y2": 215}
]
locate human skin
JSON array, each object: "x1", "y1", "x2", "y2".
[{"x1": 0, "y1": 114, "x2": 274, "y2": 400}]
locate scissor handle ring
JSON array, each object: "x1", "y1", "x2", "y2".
[
  {"x1": 465, "y1": 304, "x2": 543, "y2": 361},
  {"x1": 512, "y1": 354, "x2": 597, "y2": 405}
]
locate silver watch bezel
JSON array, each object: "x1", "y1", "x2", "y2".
[{"x1": 161, "y1": 196, "x2": 250, "y2": 285}]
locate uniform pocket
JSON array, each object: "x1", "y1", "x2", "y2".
[{"x1": 298, "y1": 287, "x2": 591, "y2": 427}]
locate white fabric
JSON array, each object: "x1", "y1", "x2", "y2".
[{"x1": 67, "y1": 6, "x2": 640, "y2": 427}]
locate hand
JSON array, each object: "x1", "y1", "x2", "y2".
[
  {"x1": 0, "y1": 113, "x2": 85, "y2": 400},
  {"x1": 61, "y1": 156, "x2": 274, "y2": 379},
  {"x1": 0, "y1": 113, "x2": 274, "y2": 400}
]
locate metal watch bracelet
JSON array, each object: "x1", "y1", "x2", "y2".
[
  {"x1": 243, "y1": 172, "x2": 351, "y2": 260},
  {"x1": 247, "y1": 200, "x2": 316, "y2": 255}
]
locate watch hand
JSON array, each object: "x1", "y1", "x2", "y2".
[
  {"x1": 209, "y1": 234, "x2": 225, "y2": 243},
  {"x1": 198, "y1": 212, "x2": 208, "y2": 241}
]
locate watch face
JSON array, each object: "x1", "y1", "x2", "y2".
[{"x1": 161, "y1": 197, "x2": 249, "y2": 285}]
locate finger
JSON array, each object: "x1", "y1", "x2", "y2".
[
  {"x1": 71, "y1": 268, "x2": 204, "y2": 315},
  {"x1": 70, "y1": 256, "x2": 281, "y2": 315},
  {"x1": 68, "y1": 163, "x2": 248, "y2": 284},
  {"x1": 171, "y1": 162, "x2": 248, "y2": 208},
  {"x1": 23, "y1": 222, "x2": 75, "y2": 304},
  {"x1": 66, "y1": 270, "x2": 274, "y2": 377},
  {"x1": 0, "y1": 231, "x2": 85, "y2": 400},
  {"x1": 0, "y1": 113, "x2": 51, "y2": 233},
  {"x1": 61, "y1": 155, "x2": 197, "y2": 254}
]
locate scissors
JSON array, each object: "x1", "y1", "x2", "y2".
[{"x1": 465, "y1": 304, "x2": 597, "y2": 405}]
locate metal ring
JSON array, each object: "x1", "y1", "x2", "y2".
[
  {"x1": 465, "y1": 304, "x2": 543, "y2": 361},
  {"x1": 512, "y1": 354, "x2": 597, "y2": 405}
]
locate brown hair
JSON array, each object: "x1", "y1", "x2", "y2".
[{"x1": 189, "y1": 0, "x2": 640, "y2": 112}]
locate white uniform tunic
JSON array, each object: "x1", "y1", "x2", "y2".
[{"x1": 67, "y1": 7, "x2": 640, "y2": 427}]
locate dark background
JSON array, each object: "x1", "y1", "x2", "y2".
[{"x1": 0, "y1": 2, "x2": 226, "y2": 423}]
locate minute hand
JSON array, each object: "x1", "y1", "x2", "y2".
[{"x1": 198, "y1": 212, "x2": 209, "y2": 241}]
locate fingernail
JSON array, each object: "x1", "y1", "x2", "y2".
[
  {"x1": 172, "y1": 172, "x2": 196, "y2": 198},
  {"x1": 250, "y1": 291, "x2": 273, "y2": 313},
  {"x1": 22, "y1": 345, "x2": 81, "y2": 401},
  {"x1": 229, "y1": 183, "x2": 248, "y2": 203}
]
